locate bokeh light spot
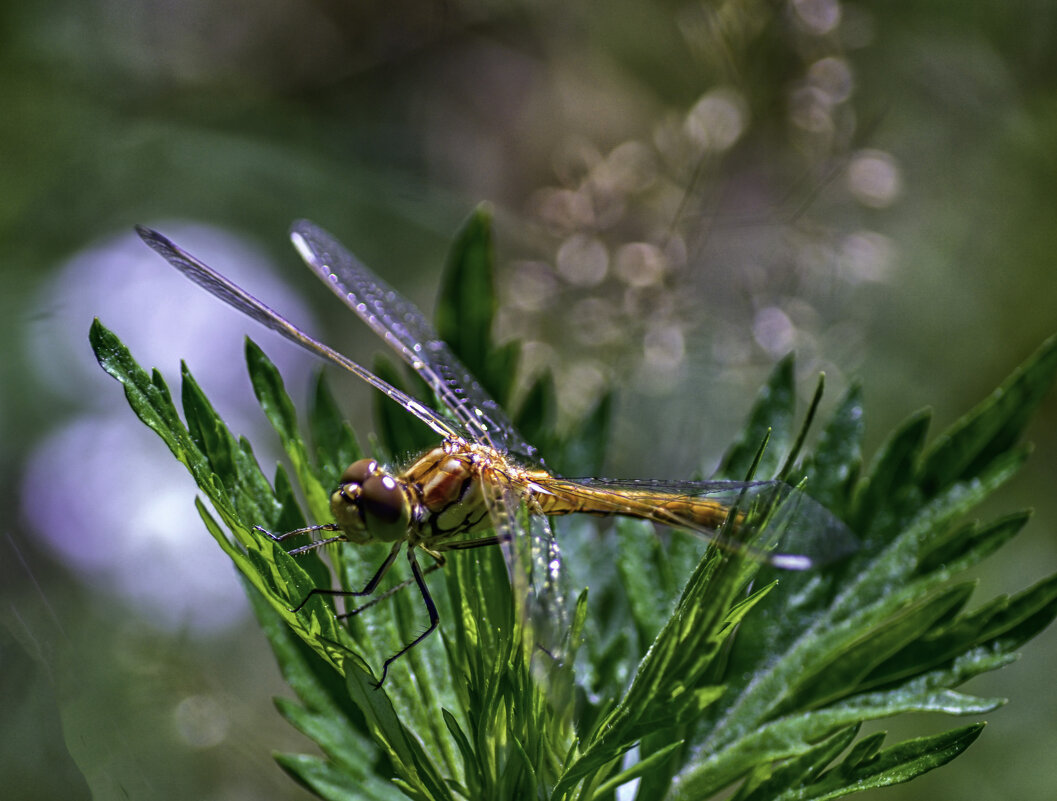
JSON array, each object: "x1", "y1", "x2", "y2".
[
  {"x1": 174, "y1": 694, "x2": 230, "y2": 749},
  {"x1": 847, "y1": 149, "x2": 902, "y2": 207},
  {"x1": 614, "y1": 242, "x2": 666, "y2": 288},
  {"x1": 753, "y1": 306, "x2": 797, "y2": 356},
  {"x1": 793, "y1": 0, "x2": 842, "y2": 35},
  {"x1": 685, "y1": 88, "x2": 748, "y2": 152},
  {"x1": 556, "y1": 234, "x2": 609, "y2": 286}
]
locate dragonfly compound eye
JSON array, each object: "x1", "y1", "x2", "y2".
[
  {"x1": 330, "y1": 459, "x2": 409, "y2": 544},
  {"x1": 360, "y1": 475, "x2": 408, "y2": 528},
  {"x1": 340, "y1": 458, "x2": 377, "y2": 486}
]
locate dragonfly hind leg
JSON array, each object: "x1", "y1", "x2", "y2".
[
  {"x1": 288, "y1": 540, "x2": 403, "y2": 614},
  {"x1": 290, "y1": 533, "x2": 508, "y2": 687},
  {"x1": 372, "y1": 536, "x2": 506, "y2": 686},
  {"x1": 374, "y1": 548, "x2": 438, "y2": 687}
]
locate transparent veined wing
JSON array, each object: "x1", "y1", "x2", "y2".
[
  {"x1": 480, "y1": 474, "x2": 570, "y2": 668},
  {"x1": 134, "y1": 225, "x2": 460, "y2": 441},
  {"x1": 290, "y1": 219, "x2": 541, "y2": 466}
]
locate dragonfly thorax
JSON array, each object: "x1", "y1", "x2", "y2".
[{"x1": 330, "y1": 458, "x2": 413, "y2": 544}]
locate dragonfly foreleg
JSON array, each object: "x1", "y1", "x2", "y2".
[
  {"x1": 254, "y1": 522, "x2": 344, "y2": 556},
  {"x1": 288, "y1": 540, "x2": 402, "y2": 614}
]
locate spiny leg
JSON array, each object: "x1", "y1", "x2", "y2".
[
  {"x1": 374, "y1": 547, "x2": 439, "y2": 688},
  {"x1": 441, "y1": 534, "x2": 505, "y2": 550},
  {"x1": 337, "y1": 535, "x2": 502, "y2": 619},
  {"x1": 288, "y1": 540, "x2": 402, "y2": 614},
  {"x1": 288, "y1": 533, "x2": 508, "y2": 686},
  {"x1": 370, "y1": 534, "x2": 506, "y2": 686},
  {"x1": 254, "y1": 523, "x2": 345, "y2": 556},
  {"x1": 338, "y1": 560, "x2": 443, "y2": 620}
]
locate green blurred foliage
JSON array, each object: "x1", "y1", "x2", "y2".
[{"x1": 2, "y1": 2, "x2": 1056, "y2": 800}]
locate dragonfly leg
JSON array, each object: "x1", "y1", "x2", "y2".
[
  {"x1": 375, "y1": 547, "x2": 439, "y2": 688},
  {"x1": 254, "y1": 523, "x2": 343, "y2": 556},
  {"x1": 440, "y1": 534, "x2": 505, "y2": 551},
  {"x1": 288, "y1": 540, "x2": 402, "y2": 614},
  {"x1": 338, "y1": 559, "x2": 445, "y2": 620}
]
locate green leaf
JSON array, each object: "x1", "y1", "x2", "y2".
[
  {"x1": 790, "y1": 724, "x2": 985, "y2": 800},
  {"x1": 673, "y1": 690, "x2": 997, "y2": 800},
  {"x1": 342, "y1": 663, "x2": 455, "y2": 801},
  {"x1": 719, "y1": 354, "x2": 795, "y2": 480},
  {"x1": 434, "y1": 204, "x2": 511, "y2": 406},
  {"x1": 247, "y1": 340, "x2": 331, "y2": 522},
  {"x1": 849, "y1": 409, "x2": 930, "y2": 542},
  {"x1": 90, "y1": 319, "x2": 213, "y2": 489},
  {"x1": 802, "y1": 384, "x2": 864, "y2": 518},
  {"x1": 310, "y1": 370, "x2": 363, "y2": 489},
  {"x1": 732, "y1": 725, "x2": 861, "y2": 801},
  {"x1": 921, "y1": 334, "x2": 1057, "y2": 493}
]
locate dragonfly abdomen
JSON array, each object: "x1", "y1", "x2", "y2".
[{"x1": 529, "y1": 476, "x2": 733, "y2": 531}]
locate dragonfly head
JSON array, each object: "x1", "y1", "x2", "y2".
[{"x1": 330, "y1": 459, "x2": 412, "y2": 544}]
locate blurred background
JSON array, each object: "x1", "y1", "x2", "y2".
[{"x1": 2, "y1": 1, "x2": 1055, "y2": 799}]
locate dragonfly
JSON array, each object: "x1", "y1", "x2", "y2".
[{"x1": 136, "y1": 220, "x2": 857, "y2": 686}]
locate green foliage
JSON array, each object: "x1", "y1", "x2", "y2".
[{"x1": 91, "y1": 210, "x2": 1057, "y2": 800}]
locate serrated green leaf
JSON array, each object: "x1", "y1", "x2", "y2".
[
  {"x1": 921, "y1": 334, "x2": 1057, "y2": 493},
  {"x1": 90, "y1": 319, "x2": 213, "y2": 489},
  {"x1": 850, "y1": 409, "x2": 930, "y2": 541},
  {"x1": 719, "y1": 355, "x2": 795, "y2": 480},
  {"x1": 732, "y1": 725, "x2": 861, "y2": 801},
  {"x1": 310, "y1": 370, "x2": 363, "y2": 488},
  {"x1": 247, "y1": 339, "x2": 331, "y2": 521},
  {"x1": 96, "y1": 230, "x2": 1057, "y2": 801},
  {"x1": 777, "y1": 581, "x2": 977, "y2": 711},
  {"x1": 434, "y1": 204, "x2": 508, "y2": 405},
  {"x1": 558, "y1": 545, "x2": 768, "y2": 798},
  {"x1": 791, "y1": 724, "x2": 985, "y2": 800},
  {"x1": 861, "y1": 571, "x2": 1057, "y2": 691},
  {"x1": 840, "y1": 446, "x2": 1029, "y2": 613},
  {"x1": 803, "y1": 384, "x2": 864, "y2": 518},
  {"x1": 181, "y1": 364, "x2": 239, "y2": 484},
  {"x1": 675, "y1": 690, "x2": 997, "y2": 800}
]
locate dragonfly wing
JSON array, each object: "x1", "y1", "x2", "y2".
[
  {"x1": 290, "y1": 220, "x2": 540, "y2": 465},
  {"x1": 135, "y1": 226, "x2": 460, "y2": 440},
  {"x1": 541, "y1": 477, "x2": 858, "y2": 568},
  {"x1": 481, "y1": 480, "x2": 568, "y2": 661}
]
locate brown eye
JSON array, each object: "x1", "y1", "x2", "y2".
[
  {"x1": 360, "y1": 475, "x2": 406, "y2": 526},
  {"x1": 340, "y1": 459, "x2": 376, "y2": 486}
]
